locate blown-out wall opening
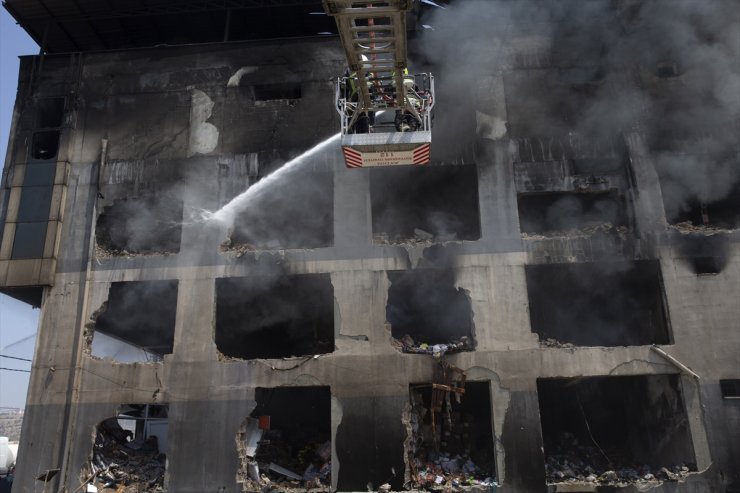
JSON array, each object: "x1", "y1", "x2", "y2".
[
  {"x1": 525, "y1": 260, "x2": 671, "y2": 347},
  {"x1": 88, "y1": 280, "x2": 178, "y2": 362},
  {"x1": 84, "y1": 404, "x2": 168, "y2": 491},
  {"x1": 538, "y1": 375, "x2": 696, "y2": 485},
  {"x1": 215, "y1": 274, "x2": 334, "y2": 360},
  {"x1": 387, "y1": 269, "x2": 475, "y2": 354},
  {"x1": 370, "y1": 165, "x2": 481, "y2": 244},
  {"x1": 407, "y1": 381, "x2": 496, "y2": 488},
  {"x1": 237, "y1": 386, "x2": 331, "y2": 491}
]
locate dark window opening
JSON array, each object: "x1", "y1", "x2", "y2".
[
  {"x1": 96, "y1": 194, "x2": 183, "y2": 255},
  {"x1": 693, "y1": 257, "x2": 721, "y2": 275},
  {"x1": 85, "y1": 404, "x2": 168, "y2": 491},
  {"x1": 238, "y1": 386, "x2": 331, "y2": 491},
  {"x1": 720, "y1": 379, "x2": 740, "y2": 399},
  {"x1": 89, "y1": 280, "x2": 177, "y2": 361},
  {"x1": 538, "y1": 375, "x2": 696, "y2": 485},
  {"x1": 227, "y1": 170, "x2": 333, "y2": 250},
  {"x1": 31, "y1": 131, "x2": 60, "y2": 160},
  {"x1": 526, "y1": 261, "x2": 671, "y2": 347},
  {"x1": 665, "y1": 188, "x2": 740, "y2": 230},
  {"x1": 11, "y1": 222, "x2": 48, "y2": 260},
  {"x1": 370, "y1": 165, "x2": 481, "y2": 244},
  {"x1": 407, "y1": 381, "x2": 496, "y2": 487},
  {"x1": 518, "y1": 192, "x2": 628, "y2": 236},
  {"x1": 387, "y1": 269, "x2": 475, "y2": 354},
  {"x1": 35, "y1": 98, "x2": 65, "y2": 128},
  {"x1": 216, "y1": 274, "x2": 334, "y2": 360},
  {"x1": 254, "y1": 83, "x2": 302, "y2": 101}
]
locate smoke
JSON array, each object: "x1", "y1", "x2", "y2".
[
  {"x1": 417, "y1": 0, "x2": 740, "y2": 226},
  {"x1": 370, "y1": 165, "x2": 480, "y2": 242},
  {"x1": 96, "y1": 192, "x2": 184, "y2": 254},
  {"x1": 526, "y1": 261, "x2": 670, "y2": 346},
  {"x1": 215, "y1": 273, "x2": 335, "y2": 359},
  {"x1": 91, "y1": 281, "x2": 178, "y2": 360}
]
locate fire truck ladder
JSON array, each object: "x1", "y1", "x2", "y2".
[{"x1": 323, "y1": 0, "x2": 435, "y2": 168}]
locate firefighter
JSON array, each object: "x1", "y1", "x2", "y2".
[
  {"x1": 343, "y1": 64, "x2": 375, "y2": 134},
  {"x1": 394, "y1": 68, "x2": 422, "y2": 132}
]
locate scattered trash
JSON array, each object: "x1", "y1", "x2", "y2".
[
  {"x1": 545, "y1": 432, "x2": 693, "y2": 485},
  {"x1": 86, "y1": 418, "x2": 166, "y2": 492},
  {"x1": 406, "y1": 361, "x2": 497, "y2": 489},
  {"x1": 521, "y1": 222, "x2": 630, "y2": 240},
  {"x1": 393, "y1": 334, "x2": 473, "y2": 356}
]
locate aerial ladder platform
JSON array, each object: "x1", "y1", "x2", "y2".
[{"x1": 323, "y1": 0, "x2": 435, "y2": 167}]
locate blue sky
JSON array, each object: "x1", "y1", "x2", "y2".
[{"x1": 0, "y1": 7, "x2": 41, "y2": 410}]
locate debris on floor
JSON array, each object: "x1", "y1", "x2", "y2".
[
  {"x1": 374, "y1": 230, "x2": 459, "y2": 245},
  {"x1": 539, "y1": 338, "x2": 576, "y2": 349},
  {"x1": 240, "y1": 433, "x2": 331, "y2": 492},
  {"x1": 86, "y1": 418, "x2": 165, "y2": 492},
  {"x1": 406, "y1": 360, "x2": 497, "y2": 490},
  {"x1": 393, "y1": 334, "x2": 473, "y2": 356},
  {"x1": 521, "y1": 222, "x2": 630, "y2": 240},
  {"x1": 545, "y1": 432, "x2": 693, "y2": 486}
]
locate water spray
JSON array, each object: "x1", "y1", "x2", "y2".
[{"x1": 202, "y1": 132, "x2": 341, "y2": 225}]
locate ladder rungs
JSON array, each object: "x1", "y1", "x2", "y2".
[{"x1": 350, "y1": 25, "x2": 394, "y2": 32}]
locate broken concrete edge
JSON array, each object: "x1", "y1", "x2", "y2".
[{"x1": 520, "y1": 222, "x2": 632, "y2": 240}]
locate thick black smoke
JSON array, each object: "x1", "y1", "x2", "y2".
[{"x1": 416, "y1": 0, "x2": 739, "y2": 227}]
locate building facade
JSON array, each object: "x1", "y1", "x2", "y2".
[{"x1": 1, "y1": 1, "x2": 738, "y2": 492}]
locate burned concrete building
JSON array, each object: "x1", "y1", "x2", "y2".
[{"x1": 1, "y1": 0, "x2": 738, "y2": 491}]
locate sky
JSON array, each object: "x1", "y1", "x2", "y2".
[{"x1": 0, "y1": 7, "x2": 41, "y2": 410}]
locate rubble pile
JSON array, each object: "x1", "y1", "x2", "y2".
[
  {"x1": 410, "y1": 452, "x2": 497, "y2": 489},
  {"x1": 393, "y1": 334, "x2": 473, "y2": 356},
  {"x1": 407, "y1": 385, "x2": 496, "y2": 490},
  {"x1": 545, "y1": 433, "x2": 693, "y2": 486},
  {"x1": 87, "y1": 418, "x2": 165, "y2": 492},
  {"x1": 521, "y1": 222, "x2": 629, "y2": 240},
  {"x1": 241, "y1": 434, "x2": 331, "y2": 492},
  {"x1": 374, "y1": 229, "x2": 458, "y2": 245},
  {"x1": 540, "y1": 338, "x2": 575, "y2": 349},
  {"x1": 671, "y1": 221, "x2": 730, "y2": 234}
]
